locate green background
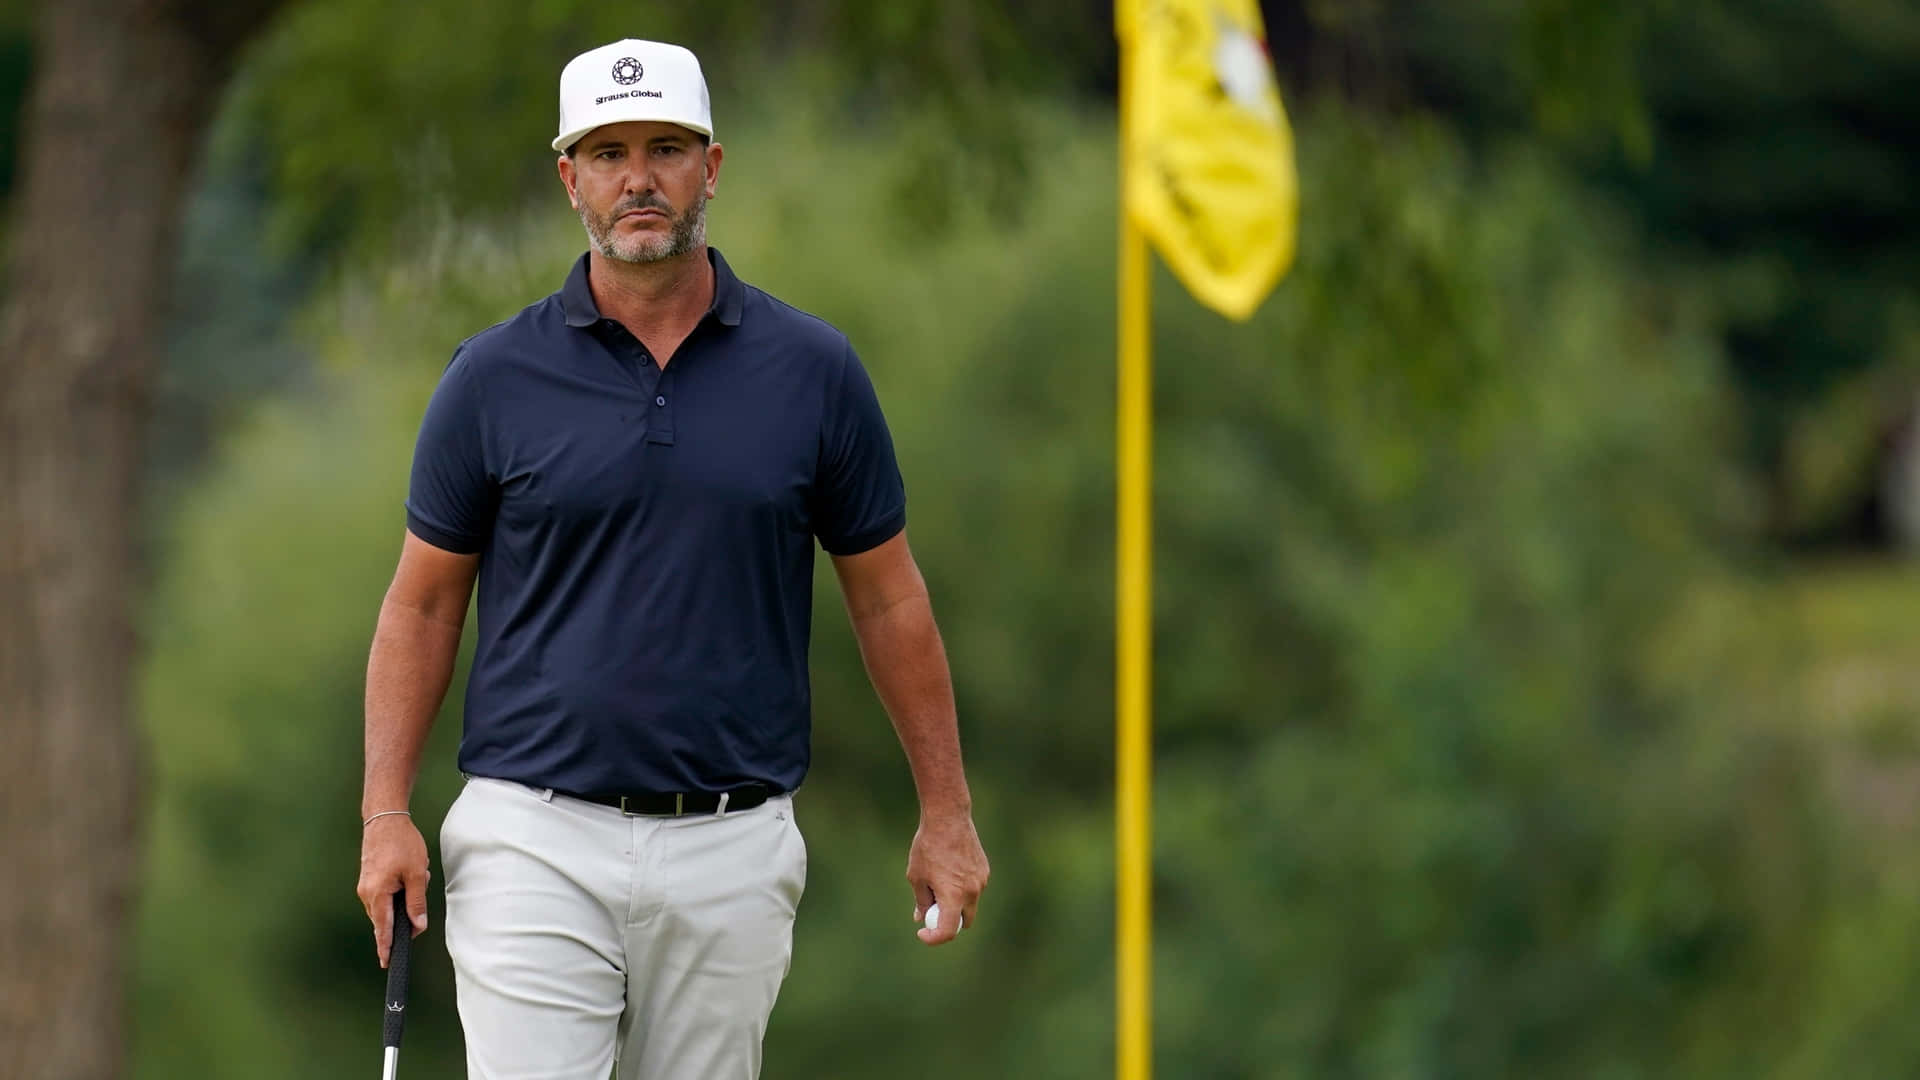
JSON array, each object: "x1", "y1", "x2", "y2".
[{"x1": 4, "y1": 0, "x2": 1917, "y2": 1075}]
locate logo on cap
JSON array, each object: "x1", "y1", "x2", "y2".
[{"x1": 611, "y1": 57, "x2": 644, "y2": 86}]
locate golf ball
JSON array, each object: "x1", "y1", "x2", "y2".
[{"x1": 924, "y1": 903, "x2": 964, "y2": 934}]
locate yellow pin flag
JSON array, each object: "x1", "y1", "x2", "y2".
[
  {"x1": 1112, "y1": 5, "x2": 1297, "y2": 1080},
  {"x1": 1120, "y1": 0, "x2": 1298, "y2": 320}
]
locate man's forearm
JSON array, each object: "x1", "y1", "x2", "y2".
[
  {"x1": 848, "y1": 595, "x2": 971, "y2": 817},
  {"x1": 362, "y1": 598, "x2": 464, "y2": 816}
]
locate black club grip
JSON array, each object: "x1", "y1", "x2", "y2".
[{"x1": 383, "y1": 891, "x2": 412, "y2": 1049}]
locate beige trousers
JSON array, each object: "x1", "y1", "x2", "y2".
[{"x1": 440, "y1": 776, "x2": 807, "y2": 1079}]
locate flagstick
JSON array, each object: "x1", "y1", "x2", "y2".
[
  {"x1": 1116, "y1": 116, "x2": 1155, "y2": 1080},
  {"x1": 1113, "y1": 0, "x2": 1291, "y2": 1064}
]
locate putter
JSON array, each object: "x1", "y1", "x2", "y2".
[{"x1": 382, "y1": 890, "x2": 412, "y2": 1080}]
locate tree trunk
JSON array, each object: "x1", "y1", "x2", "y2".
[{"x1": 0, "y1": 1, "x2": 285, "y2": 1076}]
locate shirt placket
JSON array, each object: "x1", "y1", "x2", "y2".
[
  {"x1": 648, "y1": 364, "x2": 676, "y2": 446},
  {"x1": 597, "y1": 320, "x2": 664, "y2": 439}
]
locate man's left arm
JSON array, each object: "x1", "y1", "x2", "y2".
[{"x1": 831, "y1": 530, "x2": 989, "y2": 946}]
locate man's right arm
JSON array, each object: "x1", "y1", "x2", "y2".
[{"x1": 356, "y1": 531, "x2": 480, "y2": 967}]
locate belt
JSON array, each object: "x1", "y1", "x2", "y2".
[{"x1": 556, "y1": 784, "x2": 775, "y2": 817}]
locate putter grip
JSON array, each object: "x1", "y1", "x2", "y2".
[{"x1": 383, "y1": 891, "x2": 411, "y2": 1049}]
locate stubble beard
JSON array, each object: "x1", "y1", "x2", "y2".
[{"x1": 581, "y1": 190, "x2": 708, "y2": 264}]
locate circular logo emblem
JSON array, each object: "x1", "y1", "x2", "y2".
[{"x1": 611, "y1": 57, "x2": 644, "y2": 86}]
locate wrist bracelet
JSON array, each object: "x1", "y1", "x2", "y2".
[{"x1": 362, "y1": 809, "x2": 412, "y2": 827}]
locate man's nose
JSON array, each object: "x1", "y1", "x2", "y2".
[{"x1": 621, "y1": 161, "x2": 655, "y2": 199}]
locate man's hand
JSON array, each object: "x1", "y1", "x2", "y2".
[
  {"x1": 908, "y1": 812, "x2": 989, "y2": 945},
  {"x1": 357, "y1": 815, "x2": 431, "y2": 968},
  {"x1": 831, "y1": 533, "x2": 986, "y2": 945}
]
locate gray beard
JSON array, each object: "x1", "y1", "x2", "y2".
[{"x1": 581, "y1": 191, "x2": 708, "y2": 264}]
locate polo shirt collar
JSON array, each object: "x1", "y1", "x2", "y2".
[{"x1": 560, "y1": 246, "x2": 745, "y2": 329}]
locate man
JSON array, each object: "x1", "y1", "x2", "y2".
[{"x1": 354, "y1": 37, "x2": 989, "y2": 1079}]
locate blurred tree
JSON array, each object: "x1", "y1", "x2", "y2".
[
  {"x1": 0, "y1": 0, "x2": 1890, "y2": 1073},
  {"x1": 0, "y1": 0, "x2": 28, "y2": 222},
  {"x1": 0, "y1": 1, "x2": 287, "y2": 1077},
  {"x1": 137, "y1": 101, "x2": 1904, "y2": 1079},
  {"x1": 211, "y1": 0, "x2": 1667, "y2": 267},
  {"x1": 1340, "y1": 0, "x2": 1920, "y2": 545},
  {"x1": 1630, "y1": 0, "x2": 1920, "y2": 545},
  {"x1": 210, "y1": 0, "x2": 1113, "y2": 266},
  {"x1": 22, "y1": 0, "x2": 1905, "y2": 548}
]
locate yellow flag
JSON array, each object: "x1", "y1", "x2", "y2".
[{"x1": 1119, "y1": 0, "x2": 1298, "y2": 320}]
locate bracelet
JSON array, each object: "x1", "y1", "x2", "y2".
[{"x1": 362, "y1": 809, "x2": 412, "y2": 827}]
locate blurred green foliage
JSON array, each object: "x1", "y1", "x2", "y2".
[
  {"x1": 1376, "y1": 0, "x2": 1920, "y2": 539},
  {"x1": 158, "y1": 0, "x2": 1920, "y2": 542},
  {"x1": 28, "y1": 0, "x2": 1900, "y2": 1075},
  {"x1": 131, "y1": 93, "x2": 1920, "y2": 1077},
  {"x1": 0, "y1": 0, "x2": 30, "y2": 214},
  {"x1": 209, "y1": 0, "x2": 1108, "y2": 264}
]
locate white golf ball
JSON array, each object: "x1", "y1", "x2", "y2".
[{"x1": 923, "y1": 903, "x2": 963, "y2": 933}]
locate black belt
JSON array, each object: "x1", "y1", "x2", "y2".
[{"x1": 557, "y1": 784, "x2": 775, "y2": 817}]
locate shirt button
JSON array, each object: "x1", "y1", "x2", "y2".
[{"x1": 655, "y1": 396, "x2": 667, "y2": 407}]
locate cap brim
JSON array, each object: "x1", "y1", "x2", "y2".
[{"x1": 552, "y1": 116, "x2": 713, "y2": 153}]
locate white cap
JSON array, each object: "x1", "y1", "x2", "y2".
[{"x1": 553, "y1": 39, "x2": 712, "y2": 152}]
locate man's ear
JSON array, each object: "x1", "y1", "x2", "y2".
[
  {"x1": 704, "y1": 141, "x2": 724, "y2": 200},
  {"x1": 557, "y1": 153, "x2": 580, "y2": 210}
]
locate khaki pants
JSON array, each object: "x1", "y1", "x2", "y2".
[{"x1": 440, "y1": 776, "x2": 807, "y2": 1079}]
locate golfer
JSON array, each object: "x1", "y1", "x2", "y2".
[{"x1": 354, "y1": 37, "x2": 989, "y2": 1079}]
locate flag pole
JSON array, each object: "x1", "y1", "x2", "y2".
[
  {"x1": 1116, "y1": 32, "x2": 1154, "y2": 1080},
  {"x1": 1116, "y1": 220, "x2": 1154, "y2": 1080},
  {"x1": 1115, "y1": 0, "x2": 1293, "y2": 1061}
]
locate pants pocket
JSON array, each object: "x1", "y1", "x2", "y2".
[{"x1": 784, "y1": 807, "x2": 808, "y2": 906}]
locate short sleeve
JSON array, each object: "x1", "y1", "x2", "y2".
[
  {"x1": 812, "y1": 342, "x2": 906, "y2": 555},
  {"x1": 404, "y1": 347, "x2": 497, "y2": 553}
]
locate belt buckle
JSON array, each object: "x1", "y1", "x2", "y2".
[{"x1": 616, "y1": 793, "x2": 687, "y2": 816}]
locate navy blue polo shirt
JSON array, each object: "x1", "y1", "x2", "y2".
[{"x1": 405, "y1": 247, "x2": 905, "y2": 796}]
